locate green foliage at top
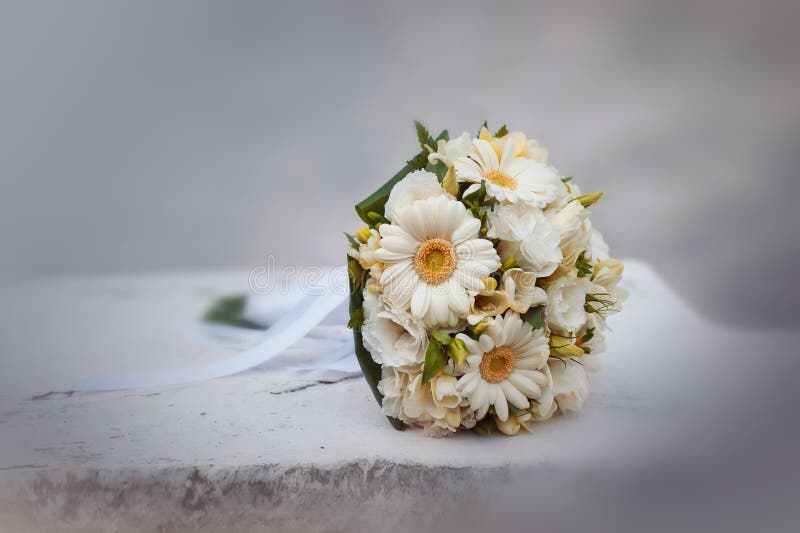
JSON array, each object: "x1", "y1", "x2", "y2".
[
  {"x1": 354, "y1": 124, "x2": 448, "y2": 225},
  {"x1": 494, "y1": 124, "x2": 509, "y2": 137}
]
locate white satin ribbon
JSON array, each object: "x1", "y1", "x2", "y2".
[{"x1": 73, "y1": 266, "x2": 353, "y2": 392}]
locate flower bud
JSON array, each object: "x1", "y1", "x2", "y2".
[
  {"x1": 442, "y1": 166, "x2": 460, "y2": 196},
  {"x1": 495, "y1": 413, "x2": 521, "y2": 436},
  {"x1": 447, "y1": 337, "x2": 468, "y2": 366},
  {"x1": 577, "y1": 191, "x2": 603, "y2": 208},
  {"x1": 470, "y1": 320, "x2": 490, "y2": 335},
  {"x1": 549, "y1": 335, "x2": 584, "y2": 357},
  {"x1": 480, "y1": 277, "x2": 498, "y2": 292},
  {"x1": 501, "y1": 257, "x2": 517, "y2": 271},
  {"x1": 355, "y1": 227, "x2": 372, "y2": 244}
]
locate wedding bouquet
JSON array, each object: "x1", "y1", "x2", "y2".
[{"x1": 346, "y1": 122, "x2": 626, "y2": 437}]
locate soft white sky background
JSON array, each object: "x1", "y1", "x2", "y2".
[{"x1": 1, "y1": 0, "x2": 798, "y2": 326}]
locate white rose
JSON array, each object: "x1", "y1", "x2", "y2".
[
  {"x1": 548, "y1": 358, "x2": 589, "y2": 413},
  {"x1": 378, "y1": 368, "x2": 462, "y2": 436},
  {"x1": 503, "y1": 268, "x2": 547, "y2": 313},
  {"x1": 586, "y1": 220, "x2": 610, "y2": 263},
  {"x1": 383, "y1": 170, "x2": 452, "y2": 222},
  {"x1": 361, "y1": 291, "x2": 428, "y2": 367},
  {"x1": 547, "y1": 200, "x2": 589, "y2": 265},
  {"x1": 486, "y1": 203, "x2": 562, "y2": 277},
  {"x1": 587, "y1": 259, "x2": 628, "y2": 323},
  {"x1": 528, "y1": 364, "x2": 556, "y2": 422},
  {"x1": 378, "y1": 366, "x2": 407, "y2": 420},
  {"x1": 546, "y1": 275, "x2": 590, "y2": 335}
]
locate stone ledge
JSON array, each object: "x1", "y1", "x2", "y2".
[
  {"x1": 2, "y1": 461, "x2": 520, "y2": 533},
  {"x1": 1, "y1": 261, "x2": 795, "y2": 532}
]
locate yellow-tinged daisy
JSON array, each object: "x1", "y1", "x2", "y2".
[
  {"x1": 455, "y1": 312, "x2": 549, "y2": 422},
  {"x1": 374, "y1": 195, "x2": 501, "y2": 327},
  {"x1": 454, "y1": 138, "x2": 560, "y2": 207}
]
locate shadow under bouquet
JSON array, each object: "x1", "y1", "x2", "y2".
[{"x1": 346, "y1": 122, "x2": 627, "y2": 437}]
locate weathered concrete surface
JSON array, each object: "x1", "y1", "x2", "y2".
[
  {"x1": 2, "y1": 461, "x2": 514, "y2": 533},
  {"x1": 0, "y1": 261, "x2": 795, "y2": 532}
]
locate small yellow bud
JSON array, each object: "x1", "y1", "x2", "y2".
[
  {"x1": 549, "y1": 335, "x2": 584, "y2": 357},
  {"x1": 495, "y1": 413, "x2": 522, "y2": 436},
  {"x1": 577, "y1": 191, "x2": 604, "y2": 208},
  {"x1": 442, "y1": 166, "x2": 460, "y2": 196},
  {"x1": 447, "y1": 337, "x2": 468, "y2": 366},
  {"x1": 355, "y1": 227, "x2": 372, "y2": 244},
  {"x1": 501, "y1": 257, "x2": 518, "y2": 271},
  {"x1": 470, "y1": 321, "x2": 490, "y2": 335},
  {"x1": 481, "y1": 277, "x2": 498, "y2": 292}
]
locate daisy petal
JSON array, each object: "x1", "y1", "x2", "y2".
[
  {"x1": 494, "y1": 386, "x2": 509, "y2": 422},
  {"x1": 501, "y1": 379, "x2": 532, "y2": 408},
  {"x1": 410, "y1": 283, "x2": 431, "y2": 319}
]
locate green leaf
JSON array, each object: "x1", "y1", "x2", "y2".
[
  {"x1": 523, "y1": 305, "x2": 544, "y2": 329},
  {"x1": 474, "y1": 416, "x2": 495, "y2": 435},
  {"x1": 494, "y1": 124, "x2": 508, "y2": 137},
  {"x1": 347, "y1": 256, "x2": 364, "y2": 291},
  {"x1": 461, "y1": 180, "x2": 486, "y2": 213},
  {"x1": 347, "y1": 307, "x2": 364, "y2": 332},
  {"x1": 575, "y1": 252, "x2": 593, "y2": 278},
  {"x1": 425, "y1": 159, "x2": 448, "y2": 182},
  {"x1": 478, "y1": 120, "x2": 488, "y2": 135},
  {"x1": 561, "y1": 176, "x2": 573, "y2": 183},
  {"x1": 431, "y1": 329, "x2": 452, "y2": 345},
  {"x1": 344, "y1": 232, "x2": 359, "y2": 249},
  {"x1": 414, "y1": 120, "x2": 430, "y2": 149},
  {"x1": 422, "y1": 340, "x2": 447, "y2": 384},
  {"x1": 406, "y1": 150, "x2": 429, "y2": 171},
  {"x1": 202, "y1": 294, "x2": 263, "y2": 330},
  {"x1": 581, "y1": 326, "x2": 595, "y2": 344},
  {"x1": 354, "y1": 129, "x2": 448, "y2": 225}
]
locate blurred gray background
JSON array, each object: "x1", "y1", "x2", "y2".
[{"x1": 1, "y1": 0, "x2": 799, "y2": 326}]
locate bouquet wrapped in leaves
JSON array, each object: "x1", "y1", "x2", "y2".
[{"x1": 346, "y1": 122, "x2": 626, "y2": 437}]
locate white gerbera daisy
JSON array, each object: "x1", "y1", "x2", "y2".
[
  {"x1": 455, "y1": 312, "x2": 549, "y2": 422},
  {"x1": 454, "y1": 138, "x2": 560, "y2": 206},
  {"x1": 374, "y1": 195, "x2": 501, "y2": 327}
]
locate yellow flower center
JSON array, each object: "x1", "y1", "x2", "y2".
[
  {"x1": 413, "y1": 238, "x2": 456, "y2": 285},
  {"x1": 484, "y1": 169, "x2": 517, "y2": 189},
  {"x1": 480, "y1": 347, "x2": 514, "y2": 383}
]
